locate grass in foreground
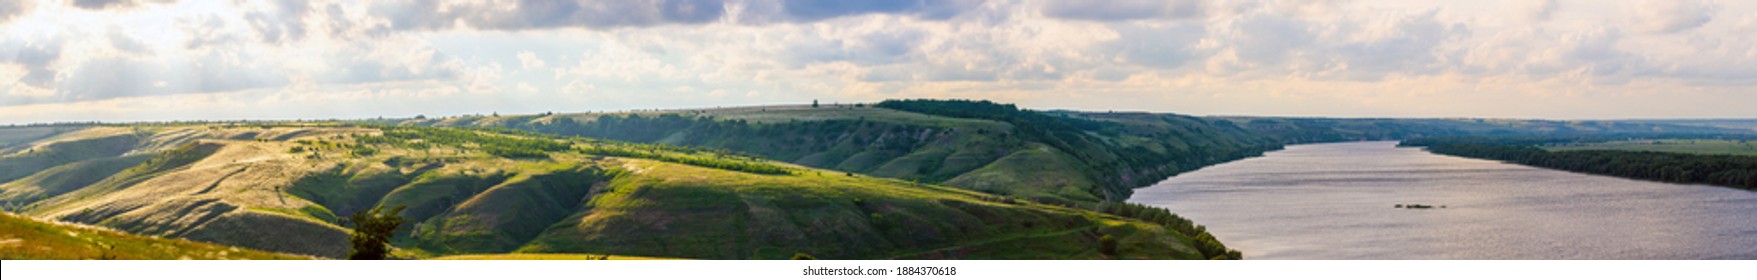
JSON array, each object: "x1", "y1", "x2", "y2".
[
  {"x1": 0, "y1": 213, "x2": 309, "y2": 260},
  {"x1": 431, "y1": 253, "x2": 681, "y2": 260}
]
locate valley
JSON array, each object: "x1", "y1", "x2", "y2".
[
  {"x1": 3, "y1": 99, "x2": 1752, "y2": 260},
  {"x1": 0, "y1": 118, "x2": 1233, "y2": 260}
]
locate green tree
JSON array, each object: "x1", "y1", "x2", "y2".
[
  {"x1": 1098, "y1": 234, "x2": 1118, "y2": 257},
  {"x1": 811, "y1": 99, "x2": 819, "y2": 108},
  {"x1": 347, "y1": 205, "x2": 410, "y2": 260}
]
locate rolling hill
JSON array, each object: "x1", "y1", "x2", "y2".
[
  {"x1": 9, "y1": 99, "x2": 1736, "y2": 260},
  {"x1": 0, "y1": 123, "x2": 1235, "y2": 260},
  {"x1": 0, "y1": 212, "x2": 308, "y2": 260},
  {"x1": 381, "y1": 100, "x2": 1282, "y2": 206},
  {"x1": 383, "y1": 100, "x2": 1747, "y2": 207}
]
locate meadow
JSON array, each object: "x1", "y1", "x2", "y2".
[
  {"x1": 2, "y1": 121, "x2": 1231, "y2": 260},
  {"x1": 0, "y1": 212, "x2": 307, "y2": 260}
]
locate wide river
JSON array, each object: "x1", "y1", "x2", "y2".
[{"x1": 1128, "y1": 141, "x2": 1757, "y2": 259}]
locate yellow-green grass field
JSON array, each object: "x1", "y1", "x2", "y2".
[
  {"x1": 2, "y1": 124, "x2": 1219, "y2": 259},
  {"x1": 431, "y1": 253, "x2": 681, "y2": 260},
  {"x1": 0, "y1": 213, "x2": 309, "y2": 260}
]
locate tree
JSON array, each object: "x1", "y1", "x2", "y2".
[
  {"x1": 1098, "y1": 234, "x2": 1118, "y2": 257},
  {"x1": 812, "y1": 99, "x2": 819, "y2": 108},
  {"x1": 348, "y1": 205, "x2": 411, "y2": 260}
]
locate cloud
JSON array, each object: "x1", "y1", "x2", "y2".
[
  {"x1": 0, "y1": 1, "x2": 466, "y2": 106},
  {"x1": 106, "y1": 29, "x2": 153, "y2": 55},
  {"x1": 1103, "y1": 23, "x2": 1208, "y2": 68},
  {"x1": 0, "y1": 0, "x2": 29, "y2": 24},
  {"x1": 300, "y1": 39, "x2": 462, "y2": 85},
  {"x1": 1191, "y1": 7, "x2": 1474, "y2": 81},
  {"x1": 775, "y1": 0, "x2": 984, "y2": 21},
  {"x1": 8, "y1": 0, "x2": 1757, "y2": 122},
  {"x1": 56, "y1": 55, "x2": 288, "y2": 102},
  {"x1": 1463, "y1": 26, "x2": 1654, "y2": 86},
  {"x1": 70, "y1": 0, "x2": 173, "y2": 10},
  {"x1": 1637, "y1": 0, "x2": 1714, "y2": 34},
  {"x1": 1510, "y1": 0, "x2": 1558, "y2": 23},
  {"x1": 6, "y1": 37, "x2": 64, "y2": 89},
  {"x1": 1219, "y1": 13, "x2": 1316, "y2": 67},
  {"x1": 1328, "y1": 11, "x2": 1471, "y2": 79},
  {"x1": 241, "y1": 0, "x2": 314, "y2": 44},
  {"x1": 517, "y1": 51, "x2": 547, "y2": 70},
  {"x1": 375, "y1": 0, "x2": 726, "y2": 30},
  {"x1": 1042, "y1": 0, "x2": 1205, "y2": 21}
]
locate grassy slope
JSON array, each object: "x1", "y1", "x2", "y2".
[
  {"x1": 517, "y1": 158, "x2": 1197, "y2": 259},
  {"x1": 399, "y1": 104, "x2": 1275, "y2": 206},
  {"x1": 0, "y1": 126, "x2": 75, "y2": 151},
  {"x1": 1, "y1": 125, "x2": 371, "y2": 258},
  {"x1": 0, "y1": 124, "x2": 1216, "y2": 260},
  {"x1": 0, "y1": 213, "x2": 308, "y2": 260},
  {"x1": 1545, "y1": 139, "x2": 1757, "y2": 157},
  {"x1": 433, "y1": 253, "x2": 679, "y2": 260}
]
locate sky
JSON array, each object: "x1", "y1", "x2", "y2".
[{"x1": 2, "y1": 0, "x2": 1755, "y2": 124}]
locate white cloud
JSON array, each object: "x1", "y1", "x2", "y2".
[
  {"x1": 0, "y1": 1, "x2": 31, "y2": 24},
  {"x1": 516, "y1": 51, "x2": 546, "y2": 70},
  {"x1": 1042, "y1": 0, "x2": 1207, "y2": 21},
  {"x1": 1636, "y1": 0, "x2": 1714, "y2": 34},
  {"x1": 5, "y1": 0, "x2": 1757, "y2": 123},
  {"x1": 1510, "y1": 0, "x2": 1558, "y2": 23}
]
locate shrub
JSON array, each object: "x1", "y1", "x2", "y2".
[
  {"x1": 347, "y1": 205, "x2": 410, "y2": 260},
  {"x1": 1098, "y1": 234, "x2": 1118, "y2": 256}
]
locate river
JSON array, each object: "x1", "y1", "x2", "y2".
[{"x1": 1128, "y1": 141, "x2": 1757, "y2": 259}]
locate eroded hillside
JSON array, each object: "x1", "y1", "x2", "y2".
[
  {"x1": 0, "y1": 124, "x2": 1237, "y2": 260},
  {"x1": 388, "y1": 100, "x2": 1281, "y2": 205}
]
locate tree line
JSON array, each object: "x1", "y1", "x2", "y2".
[
  {"x1": 1096, "y1": 202, "x2": 1243, "y2": 260},
  {"x1": 360, "y1": 126, "x2": 572, "y2": 158},
  {"x1": 576, "y1": 143, "x2": 793, "y2": 175},
  {"x1": 358, "y1": 125, "x2": 794, "y2": 175},
  {"x1": 1401, "y1": 135, "x2": 1757, "y2": 190}
]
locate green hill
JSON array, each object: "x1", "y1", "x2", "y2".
[
  {"x1": 387, "y1": 100, "x2": 1280, "y2": 206},
  {"x1": 0, "y1": 212, "x2": 308, "y2": 260},
  {"x1": 1, "y1": 123, "x2": 1237, "y2": 260}
]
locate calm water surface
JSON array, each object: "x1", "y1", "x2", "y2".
[{"x1": 1129, "y1": 141, "x2": 1757, "y2": 259}]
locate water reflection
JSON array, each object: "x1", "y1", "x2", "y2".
[{"x1": 1128, "y1": 141, "x2": 1757, "y2": 259}]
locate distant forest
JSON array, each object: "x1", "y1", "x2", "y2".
[{"x1": 1401, "y1": 134, "x2": 1757, "y2": 190}]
